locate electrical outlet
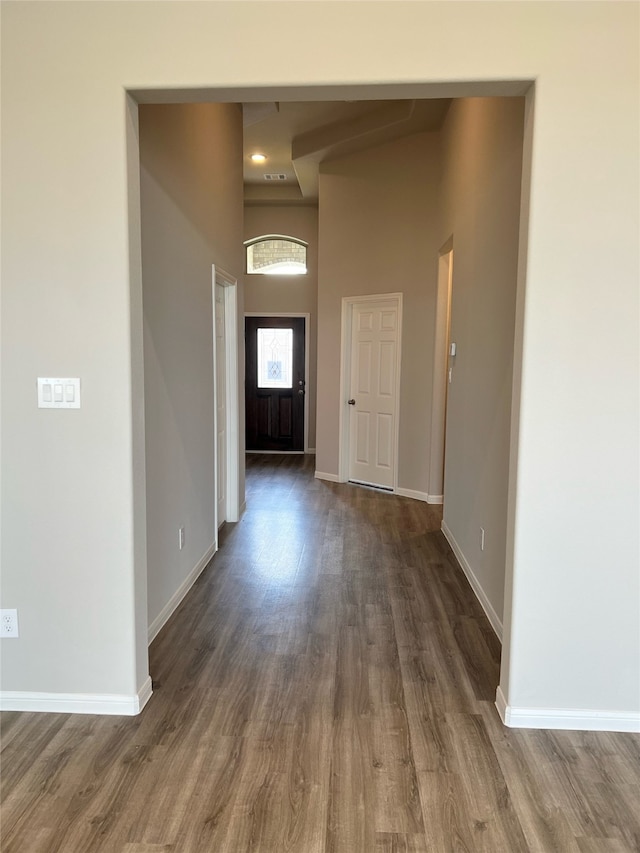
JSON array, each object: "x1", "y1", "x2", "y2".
[
  {"x1": 1, "y1": 609, "x2": 19, "y2": 638},
  {"x1": 480, "y1": 527, "x2": 485, "y2": 551},
  {"x1": 178, "y1": 527, "x2": 185, "y2": 550}
]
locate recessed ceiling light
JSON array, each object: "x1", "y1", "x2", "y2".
[{"x1": 250, "y1": 153, "x2": 267, "y2": 163}]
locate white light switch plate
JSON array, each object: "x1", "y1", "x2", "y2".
[{"x1": 37, "y1": 377, "x2": 81, "y2": 408}]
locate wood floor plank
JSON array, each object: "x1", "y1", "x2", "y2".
[
  {"x1": 576, "y1": 838, "x2": 631, "y2": 853},
  {"x1": 443, "y1": 712, "x2": 531, "y2": 852},
  {"x1": 374, "y1": 830, "x2": 431, "y2": 852},
  {"x1": 478, "y1": 703, "x2": 584, "y2": 853},
  {"x1": 417, "y1": 770, "x2": 477, "y2": 852},
  {"x1": 2, "y1": 454, "x2": 639, "y2": 852}
]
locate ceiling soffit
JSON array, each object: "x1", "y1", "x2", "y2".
[{"x1": 243, "y1": 98, "x2": 451, "y2": 204}]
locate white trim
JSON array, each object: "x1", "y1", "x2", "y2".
[
  {"x1": 495, "y1": 684, "x2": 508, "y2": 723},
  {"x1": 245, "y1": 312, "x2": 311, "y2": 453},
  {"x1": 315, "y1": 470, "x2": 340, "y2": 483},
  {"x1": 339, "y1": 293, "x2": 403, "y2": 490},
  {"x1": 441, "y1": 520, "x2": 503, "y2": 641},
  {"x1": 239, "y1": 500, "x2": 247, "y2": 516},
  {"x1": 428, "y1": 248, "x2": 454, "y2": 501},
  {"x1": 147, "y1": 542, "x2": 216, "y2": 644},
  {"x1": 0, "y1": 676, "x2": 153, "y2": 716},
  {"x1": 306, "y1": 447, "x2": 316, "y2": 454},
  {"x1": 137, "y1": 675, "x2": 153, "y2": 711},
  {"x1": 244, "y1": 233, "x2": 308, "y2": 248},
  {"x1": 495, "y1": 687, "x2": 640, "y2": 732},
  {"x1": 338, "y1": 302, "x2": 350, "y2": 483},
  {"x1": 213, "y1": 267, "x2": 240, "y2": 524},
  {"x1": 395, "y1": 488, "x2": 444, "y2": 504},
  {"x1": 396, "y1": 487, "x2": 428, "y2": 502}
]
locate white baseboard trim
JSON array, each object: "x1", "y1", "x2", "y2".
[
  {"x1": 137, "y1": 675, "x2": 153, "y2": 712},
  {"x1": 0, "y1": 676, "x2": 153, "y2": 716},
  {"x1": 315, "y1": 471, "x2": 340, "y2": 483},
  {"x1": 148, "y1": 542, "x2": 217, "y2": 644},
  {"x1": 495, "y1": 686, "x2": 640, "y2": 732},
  {"x1": 396, "y1": 487, "x2": 428, "y2": 502},
  {"x1": 441, "y1": 520, "x2": 503, "y2": 641},
  {"x1": 393, "y1": 488, "x2": 443, "y2": 504},
  {"x1": 495, "y1": 684, "x2": 508, "y2": 722}
]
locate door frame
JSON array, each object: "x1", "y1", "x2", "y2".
[
  {"x1": 338, "y1": 293, "x2": 403, "y2": 488},
  {"x1": 244, "y1": 312, "x2": 311, "y2": 454},
  {"x1": 427, "y1": 243, "x2": 454, "y2": 505},
  {"x1": 212, "y1": 266, "x2": 240, "y2": 532}
]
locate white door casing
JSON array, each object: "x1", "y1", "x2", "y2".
[
  {"x1": 212, "y1": 266, "x2": 240, "y2": 532},
  {"x1": 428, "y1": 247, "x2": 453, "y2": 504},
  {"x1": 339, "y1": 294, "x2": 402, "y2": 490},
  {"x1": 215, "y1": 282, "x2": 227, "y2": 527}
]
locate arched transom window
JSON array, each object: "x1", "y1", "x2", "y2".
[{"x1": 245, "y1": 235, "x2": 308, "y2": 275}]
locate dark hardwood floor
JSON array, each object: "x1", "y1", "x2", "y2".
[{"x1": 2, "y1": 454, "x2": 639, "y2": 851}]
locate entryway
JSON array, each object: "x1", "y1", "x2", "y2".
[{"x1": 245, "y1": 315, "x2": 306, "y2": 452}]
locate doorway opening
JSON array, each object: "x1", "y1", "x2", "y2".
[
  {"x1": 245, "y1": 313, "x2": 309, "y2": 453},
  {"x1": 134, "y1": 83, "x2": 532, "y2": 724}
]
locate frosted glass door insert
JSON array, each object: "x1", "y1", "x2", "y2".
[{"x1": 257, "y1": 327, "x2": 293, "y2": 389}]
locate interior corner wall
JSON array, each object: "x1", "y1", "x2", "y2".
[
  {"x1": 438, "y1": 97, "x2": 525, "y2": 631},
  {"x1": 316, "y1": 132, "x2": 440, "y2": 492},
  {"x1": 139, "y1": 103, "x2": 243, "y2": 632},
  {"x1": 243, "y1": 205, "x2": 319, "y2": 450}
]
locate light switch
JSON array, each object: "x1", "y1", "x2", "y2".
[{"x1": 37, "y1": 378, "x2": 81, "y2": 409}]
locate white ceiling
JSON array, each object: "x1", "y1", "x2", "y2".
[{"x1": 243, "y1": 99, "x2": 451, "y2": 204}]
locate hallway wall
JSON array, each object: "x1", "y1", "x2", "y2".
[
  {"x1": 316, "y1": 132, "x2": 440, "y2": 493},
  {"x1": 316, "y1": 99, "x2": 525, "y2": 639},
  {"x1": 437, "y1": 96, "x2": 525, "y2": 633},
  {"x1": 140, "y1": 103, "x2": 243, "y2": 633}
]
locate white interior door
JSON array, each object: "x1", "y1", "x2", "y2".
[
  {"x1": 215, "y1": 282, "x2": 227, "y2": 527},
  {"x1": 348, "y1": 298, "x2": 401, "y2": 489}
]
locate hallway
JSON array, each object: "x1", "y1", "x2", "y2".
[{"x1": 1, "y1": 455, "x2": 639, "y2": 851}]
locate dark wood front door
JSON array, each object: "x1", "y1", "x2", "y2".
[{"x1": 245, "y1": 316, "x2": 305, "y2": 452}]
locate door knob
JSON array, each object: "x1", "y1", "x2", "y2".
[
  {"x1": 298, "y1": 389, "x2": 305, "y2": 396},
  {"x1": 348, "y1": 399, "x2": 356, "y2": 405}
]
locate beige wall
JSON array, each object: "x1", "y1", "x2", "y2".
[
  {"x1": 1, "y1": 1, "x2": 637, "y2": 726},
  {"x1": 316, "y1": 98, "x2": 525, "y2": 636},
  {"x1": 317, "y1": 132, "x2": 440, "y2": 491},
  {"x1": 439, "y1": 97, "x2": 525, "y2": 629},
  {"x1": 140, "y1": 103, "x2": 243, "y2": 631},
  {"x1": 244, "y1": 205, "x2": 318, "y2": 450}
]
